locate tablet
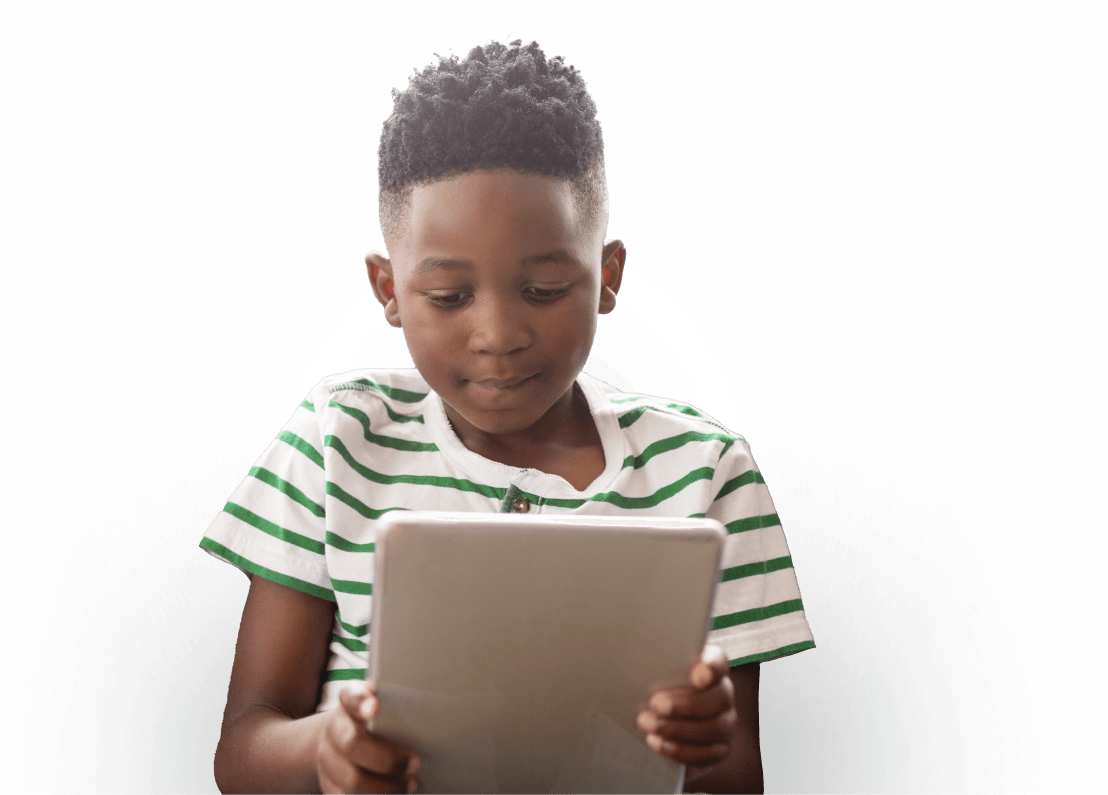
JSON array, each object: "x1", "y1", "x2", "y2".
[{"x1": 367, "y1": 511, "x2": 725, "y2": 794}]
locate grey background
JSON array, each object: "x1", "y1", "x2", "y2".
[{"x1": 2, "y1": 3, "x2": 1099, "y2": 792}]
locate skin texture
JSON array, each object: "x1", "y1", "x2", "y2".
[
  {"x1": 214, "y1": 170, "x2": 763, "y2": 793},
  {"x1": 369, "y1": 170, "x2": 621, "y2": 490}
]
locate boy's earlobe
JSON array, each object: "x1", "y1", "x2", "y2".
[
  {"x1": 365, "y1": 251, "x2": 402, "y2": 328},
  {"x1": 598, "y1": 240, "x2": 626, "y2": 315}
]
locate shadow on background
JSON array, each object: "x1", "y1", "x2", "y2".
[{"x1": 60, "y1": 558, "x2": 992, "y2": 792}]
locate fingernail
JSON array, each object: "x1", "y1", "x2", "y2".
[
  {"x1": 407, "y1": 777, "x2": 419, "y2": 794},
  {"x1": 637, "y1": 711, "x2": 660, "y2": 733},
  {"x1": 646, "y1": 733, "x2": 663, "y2": 752},
  {"x1": 360, "y1": 696, "x2": 378, "y2": 721},
  {"x1": 693, "y1": 664, "x2": 711, "y2": 688},
  {"x1": 650, "y1": 694, "x2": 672, "y2": 715},
  {"x1": 406, "y1": 755, "x2": 421, "y2": 776}
]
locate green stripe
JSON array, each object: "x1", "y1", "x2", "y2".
[
  {"x1": 277, "y1": 430, "x2": 324, "y2": 469},
  {"x1": 617, "y1": 406, "x2": 650, "y2": 428},
  {"x1": 714, "y1": 469, "x2": 765, "y2": 502},
  {"x1": 223, "y1": 502, "x2": 325, "y2": 555},
  {"x1": 666, "y1": 403, "x2": 712, "y2": 421},
  {"x1": 609, "y1": 395, "x2": 650, "y2": 404},
  {"x1": 300, "y1": 400, "x2": 315, "y2": 412},
  {"x1": 249, "y1": 467, "x2": 325, "y2": 518},
  {"x1": 720, "y1": 555, "x2": 793, "y2": 583},
  {"x1": 627, "y1": 430, "x2": 740, "y2": 470},
  {"x1": 538, "y1": 495, "x2": 589, "y2": 509},
  {"x1": 326, "y1": 530, "x2": 375, "y2": 553},
  {"x1": 616, "y1": 402, "x2": 739, "y2": 434},
  {"x1": 618, "y1": 403, "x2": 709, "y2": 428},
  {"x1": 537, "y1": 465, "x2": 717, "y2": 510},
  {"x1": 382, "y1": 403, "x2": 425, "y2": 424},
  {"x1": 312, "y1": 391, "x2": 424, "y2": 423},
  {"x1": 199, "y1": 538, "x2": 335, "y2": 602},
  {"x1": 330, "y1": 400, "x2": 438, "y2": 452},
  {"x1": 712, "y1": 598, "x2": 805, "y2": 630},
  {"x1": 332, "y1": 379, "x2": 428, "y2": 403},
  {"x1": 331, "y1": 633, "x2": 367, "y2": 652},
  {"x1": 326, "y1": 435, "x2": 503, "y2": 498},
  {"x1": 725, "y1": 513, "x2": 781, "y2": 534},
  {"x1": 729, "y1": 640, "x2": 816, "y2": 666},
  {"x1": 325, "y1": 481, "x2": 410, "y2": 522},
  {"x1": 336, "y1": 613, "x2": 369, "y2": 638},
  {"x1": 324, "y1": 668, "x2": 368, "y2": 682},
  {"x1": 331, "y1": 577, "x2": 372, "y2": 596}
]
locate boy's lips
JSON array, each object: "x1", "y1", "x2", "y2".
[{"x1": 469, "y1": 372, "x2": 540, "y2": 389}]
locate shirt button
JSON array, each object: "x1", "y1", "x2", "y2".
[{"x1": 511, "y1": 496, "x2": 531, "y2": 513}]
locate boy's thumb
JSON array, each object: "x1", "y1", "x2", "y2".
[
  {"x1": 338, "y1": 681, "x2": 371, "y2": 711},
  {"x1": 692, "y1": 644, "x2": 728, "y2": 688}
]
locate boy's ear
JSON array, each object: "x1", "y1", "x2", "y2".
[
  {"x1": 366, "y1": 251, "x2": 401, "y2": 328},
  {"x1": 598, "y1": 239, "x2": 626, "y2": 315}
]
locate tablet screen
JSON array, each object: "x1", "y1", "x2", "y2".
[{"x1": 368, "y1": 512, "x2": 724, "y2": 794}]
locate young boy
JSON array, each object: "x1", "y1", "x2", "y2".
[{"x1": 203, "y1": 40, "x2": 814, "y2": 794}]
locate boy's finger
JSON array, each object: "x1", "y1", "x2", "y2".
[
  {"x1": 638, "y1": 708, "x2": 737, "y2": 743},
  {"x1": 345, "y1": 730, "x2": 418, "y2": 779},
  {"x1": 359, "y1": 696, "x2": 380, "y2": 722},
  {"x1": 323, "y1": 711, "x2": 421, "y2": 781},
  {"x1": 649, "y1": 676, "x2": 733, "y2": 719},
  {"x1": 337, "y1": 683, "x2": 371, "y2": 717},
  {"x1": 690, "y1": 644, "x2": 729, "y2": 689},
  {"x1": 645, "y1": 733, "x2": 731, "y2": 768},
  {"x1": 318, "y1": 749, "x2": 415, "y2": 794}
]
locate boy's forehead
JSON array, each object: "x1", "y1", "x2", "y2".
[{"x1": 398, "y1": 171, "x2": 592, "y2": 267}]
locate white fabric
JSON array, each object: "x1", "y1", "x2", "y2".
[{"x1": 201, "y1": 368, "x2": 815, "y2": 712}]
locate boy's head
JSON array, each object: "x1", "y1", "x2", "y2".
[
  {"x1": 367, "y1": 40, "x2": 626, "y2": 442},
  {"x1": 376, "y1": 39, "x2": 608, "y2": 253}
]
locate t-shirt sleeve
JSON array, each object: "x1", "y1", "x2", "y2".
[
  {"x1": 706, "y1": 438, "x2": 815, "y2": 665},
  {"x1": 199, "y1": 384, "x2": 333, "y2": 602}
]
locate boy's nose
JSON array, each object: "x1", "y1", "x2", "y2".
[{"x1": 468, "y1": 295, "x2": 531, "y2": 355}]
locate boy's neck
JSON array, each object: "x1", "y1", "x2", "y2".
[{"x1": 444, "y1": 381, "x2": 605, "y2": 483}]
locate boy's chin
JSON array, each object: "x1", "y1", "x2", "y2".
[
  {"x1": 443, "y1": 400, "x2": 552, "y2": 438},
  {"x1": 438, "y1": 380, "x2": 577, "y2": 440}
]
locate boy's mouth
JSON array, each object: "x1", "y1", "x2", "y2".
[{"x1": 470, "y1": 372, "x2": 539, "y2": 389}]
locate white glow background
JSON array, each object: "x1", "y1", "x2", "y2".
[
  {"x1": 121, "y1": 59, "x2": 912, "y2": 513},
  {"x1": 21, "y1": 18, "x2": 1041, "y2": 795}
]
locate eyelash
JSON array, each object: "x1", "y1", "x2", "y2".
[{"x1": 427, "y1": 287, "x2": 570, "y2": 308}]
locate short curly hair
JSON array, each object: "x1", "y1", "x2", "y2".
[{"x1": 378, "y1": 39, "x2": 608, "y2": 249}]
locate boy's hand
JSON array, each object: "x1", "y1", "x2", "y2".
[
  {"x1": 636, "y1": 645, "x2": 736, "y2": 770},
  {"x1": 316, "y1": 682, "x2": 421, "y2": 794}
]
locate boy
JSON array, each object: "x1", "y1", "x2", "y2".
[{"x1": 204, "y1": 40, "x2": 814, "y2": 794}]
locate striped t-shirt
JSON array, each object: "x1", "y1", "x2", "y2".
[{"x1": 201, "y1": 368, "x2": 815, "y2": 712}]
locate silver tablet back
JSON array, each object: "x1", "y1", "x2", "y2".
[{"x1": 368, "y1": 512, "x2": 725, "y2": 794}]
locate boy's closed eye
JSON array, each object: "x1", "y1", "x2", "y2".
[{"x1": 423, "y1": 284, "x2": 573, "y2": 308}]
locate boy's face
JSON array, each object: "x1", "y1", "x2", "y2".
[{"x1": 368, "y1": 170, "x2": 625, "y2": 440}]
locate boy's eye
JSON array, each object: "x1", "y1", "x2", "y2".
[
  {"x1": 426, "y1": 287, "x2": 570, "y2": 307},
  {"x1": 525, "y1": 286, "x2": 570, "y2": 303},
  {"x1": 427, "y1": 293, "x2": 471, "y2": 308}
]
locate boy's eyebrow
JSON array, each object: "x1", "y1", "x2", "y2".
[
  {"x1": 520, "y1": 249, "x2": 582, "y2": 267},
  {"x1": 417, "y1": 249, "x2": 583, "y2": 274}
]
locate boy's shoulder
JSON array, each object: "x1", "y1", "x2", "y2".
[
  {"x1": 580, "y1": 373, "x2": 746, "y2": 444},
  {"x1": 301, "y1": 367, "x2": 433, "y2": 421}
]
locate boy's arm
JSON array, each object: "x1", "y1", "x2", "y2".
[
  {"x1": 214, "y1": 574, "x2": 335, "y2": 794},
  {"x1": 682, "y1": 663, "x2": 764, "y2": 794}
]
